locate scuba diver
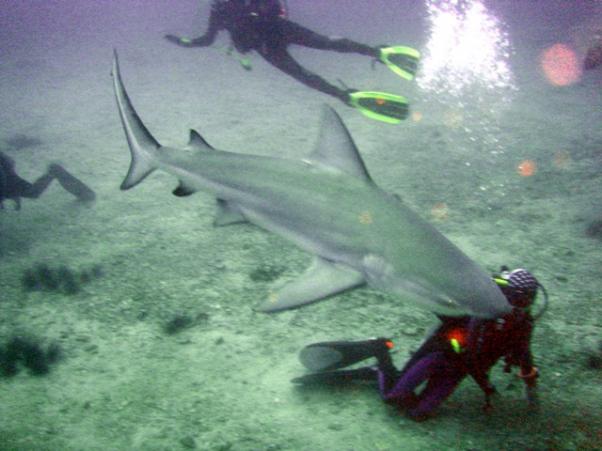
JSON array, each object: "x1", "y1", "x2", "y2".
[
  {"x1": 584, "y1": 30, "x2": 602, "y2": 70},
  {"x1": 164, "y1": 0, "x2": 420, "y2": 124},
  {"x1": 0, "y1": 151, "x2": 95, "y2": 210},
  {"x1": 293, "y1": 268, "x2": 546, "y2": 422}
]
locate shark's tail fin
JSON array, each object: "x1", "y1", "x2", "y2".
[{"x1": 111, "y1": 50, "x2": 161, "y2": 190}]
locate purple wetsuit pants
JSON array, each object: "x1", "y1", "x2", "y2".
[{"x1": 377, "y1": 351, "x2": 467, "y2": 419}]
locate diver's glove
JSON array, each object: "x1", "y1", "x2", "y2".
[{"x1": 164, "y1": 34, "x2": 194, "y2": 47}]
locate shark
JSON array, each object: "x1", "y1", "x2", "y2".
[{"x1": 111, "y1": 51, "x2": 511, "y2": 318}]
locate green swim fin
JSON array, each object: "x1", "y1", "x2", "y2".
[
  {"x1": 379, "y1": 46, "x2": 421, "y2": 80},
  {"x1": 348, "y1": 91, "x2": 409, "y2": 124}
]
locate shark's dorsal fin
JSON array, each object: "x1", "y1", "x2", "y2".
[
  {"x1": 188, "y1": 129, "x2": 214, "y2": 151},
  {"x1": 308, "y1": 106, "x2": 373, "y2": 183}
]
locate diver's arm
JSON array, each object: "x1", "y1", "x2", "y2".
[
  {"x1": 508, "y1": 320, "x2": 538, "y2": 386},
  {"x1": 465, "y1": 317, "x2": 497, "y2": 409},
  {"x1": 165, "y1": 4, "x2": 224, "y2": 48},
  {"x1": 518, "y1": 345, "x2": 539, "y2": 407},
  {"x1": 518, "y1": 355, "x2": 539, "y2": 409},
  {"x1": 508, "y1": 321, "x2": 539, "y2": 408}
]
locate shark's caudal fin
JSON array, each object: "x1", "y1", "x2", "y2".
[{"x1": 112, "y1": 50, "x2": 161, "y2": 190}]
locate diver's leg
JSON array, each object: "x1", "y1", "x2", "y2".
[
  {"x1": 378, "y1": 352, "x2": 448, "y2": 406},
  {"x1": 18, "y1": 173, "x2": 53, "y2": 199},
  {"x1": 48, "y1": 164, "x2": 96, "y2": 201},
  {"x1": 259, "y1": 44, "x2": 410, "y2": 123},
  {"x1": 21, "y1": 165, "x2": 95, "y2": 202},
  {"x1": 259, "y1": 47, "x2": 351, "y2": 103},
  {"x1": 407, "y1": 370, "x2": 465, "y2": 421},
  {"x1": 279, "y1": 20, "x2": 379, "y2": 57}
]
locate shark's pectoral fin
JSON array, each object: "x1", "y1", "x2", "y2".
[
  {"x1": 213, "y1": 199, "x2": 248, "y2": 226},
  {"x1": 254, "y1": 257, "x2": 365, "y2": 313}
]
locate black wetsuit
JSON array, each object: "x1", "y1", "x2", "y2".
[{"x1": 166, "y1": 0, "x2": 380, "y2": 103}]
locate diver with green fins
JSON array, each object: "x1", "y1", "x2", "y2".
[
  {"x1": 164, "y1": 0, "x2": 420, "y2": 124},
  {"x1": 293, "y1": 268, "x2": 548, "y2": 422}
]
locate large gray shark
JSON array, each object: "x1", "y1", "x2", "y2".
[{"x1": 111, "y1": 51, "x2": 511, "y2": 318}]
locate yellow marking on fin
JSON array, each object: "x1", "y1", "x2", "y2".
[{"x1": 358, "y1": 211, "x2": 373, "y2": 225}]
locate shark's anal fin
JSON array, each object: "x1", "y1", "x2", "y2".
[
  {"x1": 213, "y1": 199, "x2": 247, "y2": 226},
  {"x1": 255, "y1": 257, "x2": 365, "y2": 312},
  {"x1": 172, "y1": 181, "x2": 196, "y2": 197}
]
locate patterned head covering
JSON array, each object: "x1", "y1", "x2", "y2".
[{"x1": 500, "y1": 268, "x2": 539, "y2": 308}]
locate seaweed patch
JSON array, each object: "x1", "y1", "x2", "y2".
[
  {"x1": 21, "y1": 263, "x2": 104, "y2": 295},
  {"x1": 585, "y1": 219, "x2": 602, "y2": 240},
  {"x1": 5, "y1": 133, "x2": 42, "y2": 151},
  {"x1": 0, "y1": 336, "x2": 62, "y2": 377},
  {"x1": 249, "y1": 265, "x2": 286, "y2": 282},
  {"x1": 162, "y1": 312, "x2": 210, "y2": 335}
]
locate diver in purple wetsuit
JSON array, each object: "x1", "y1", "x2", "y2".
[
  {"x1": 164, "y1": 0, "x2": 420, "y2": 123},
  {"x1": 294, "y1": 268, "x2": 547, "y2": 422}
]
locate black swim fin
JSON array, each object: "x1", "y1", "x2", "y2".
[
  {"x1": 299, "y1": 337, "x2": 394, "y2": 372},
  {"x1": 291, "y1": 366, "x2": 378, "y2": 386}
]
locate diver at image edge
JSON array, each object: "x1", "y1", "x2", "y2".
[
  {"x1": 584, "y1": 30, "x2": 602, "y2": 70},
  {"x1": 0, "y1": 152, "x2": 95, "y2": 209},
  {"x1": 293, "y1": 268, "x2": 546, "y2": 422},
  {"x1": 164, "y1": 0, "x2": 420, "y2": 124}
]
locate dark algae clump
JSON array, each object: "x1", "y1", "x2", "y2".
[
  {"x1": 249, "y1": 264, "x2": 286, "y2": 282},
  {"x1": 585, "y1": 218, "x2": 602, "y2": 240},
  {"x1": 5, "y1": 133, "x2": 42, "y2": 150},
  {"x1": 585, "y1": 339, "x2": 602, "y2": 369},
  {"x1": 20, "y1": 263, "x2": 104, "y2": 295},
  {"x1": 0, "y1": 336, "x2": 62, "y2": 377},
  {"x1": 163, "y1": 312, "x2": 210, "y2": 335}
]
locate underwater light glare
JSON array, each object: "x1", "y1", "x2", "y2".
[
  {"x1": 417, "y1": 0, "x2": 516, "y2": 98},
  {"x1": 517, "y1": 160, "x2": 537, "y2": 177},
  {"x1": 540, "y1": 43, "x2": 582, "y2": 86}
]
